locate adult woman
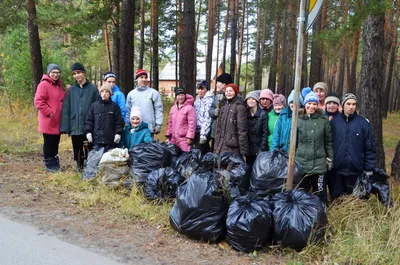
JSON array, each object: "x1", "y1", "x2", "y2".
[
  {"x1": 268, "y1": 94, "x2": 286, "y2": 150},
  {"x1": 245, "y1": 91, "x2": 268, "y2": 165},
  {"x1": 34, "y1": 64, "x2": 65, "y2": 172},
  {"x1": 215, "y1": 84, "x2": 248, "y2": 157},
  {"x1": 295, "y1": 92, "x2": 334, "y2": 203},
  {"x1": 165, "y1": 88, "x2": 196, "y2": 152},
  {"x1": 313, "y1": 82, "x2": 328, "y2": 110}
]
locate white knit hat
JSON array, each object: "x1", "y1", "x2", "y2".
[{"x1": 130, "y1": 106, "x2": 142, "y2": 121}]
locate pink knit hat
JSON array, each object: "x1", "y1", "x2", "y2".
[
  {"x1": 273, "y1": 94, "x2": 286, "y2": 106},
  {"x1": 260, "y1": 89, "x2": 274, "y2": 101}
]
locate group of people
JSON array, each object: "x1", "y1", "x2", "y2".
[{"x1": 34, "y1": 63, "x2": 376, "y2": 203}]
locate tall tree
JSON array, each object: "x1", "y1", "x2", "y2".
[
  {"x1": 235, "y1": 0, "x2": 246, "y2": 87},
  {"x1": 139, "y1": 0, "x2": 145, "y2": 69},
  {"x1": 119, "y1": 0, "x2": 135, "y2": 95},
  {"x1": 230, "y1": 0, "x2": 238, "y2": 81},
  {"x1": 26, "y1": 0, "x2": 43, "y2": 95},
  {"x1": 253, "y1": 2, "x2": 262, "y2": 90},
  {"x1": 222, "y1": 1, "x2": 230, "y2": 73},
  {"x1": 358, "y1": 0, "x2": 385, "y2": 169},
  {"x1": 206, "y1": 0, "x2": 216, "y2": 84},
  {"x1": 268, "y1": 0, "x2": 280, "y2": 92},
  {"x1": 151, "y1": 0, "x2": 159, "y2": 91},
  {"x1": 179, "y1": 0, "x2": 195, "y2": 95},
  {"x1": 111, "y1": 0, "x2": 120, "y2": 82}
]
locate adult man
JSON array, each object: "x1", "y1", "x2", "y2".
[
  {"x1": 103, "y1": 71, "x2": 126, "y2": 122},
  {"x1": 60, "y1": 63, "x2": 99, "y2": 170},
  {"x1": 330, "y1": 93, "x2": 376, "y2": 198},
  {"x1": 125, "y1": 69, "x2": 163, "y2": 135}
]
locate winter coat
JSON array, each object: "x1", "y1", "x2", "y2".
[
  {"x1": 271, "y1": 106, "x2": 293, "y2": 152},
  {"x1": 60, "y1": 80, "x2": 98, "y2": 136},
  {"x1": 209, "y1": 91, "x2": 225, "y2": 139},
  {"x1": 247, "y1": 106, "x2": 269, "y2": 155},
  {"x1": 111, "y1": 85, "x2": 127, "y2": 123},
  {"x1": 165, "y1": 94, "x2": 196, "y2": 152},
  {"x1": 215, "y1": 96, "x2": 249, "y2": 155},
  {"x1": 295, "y1": 109, "x2": 334, "y2": 175},
  {"x1": 34, "y1": 74, "x2": 65, "y2": 135},
  {"x1": 330, "y1": 111, "x2": 376, "y2": 176},
  {"x1": 194, "y1": 90, "x2": 214, "y2": 138},
  {"x1": 85, "y1": 98, "x2": 124, "y2": 145},
  {"x1": 268, "y1": 110, "x2": 280, "y2": 151},
  {"x1": 326, "y1": 109, "x2": 340, "y2": 122},
  {"x1": 125, "y1": 85, "x2": 163, "y2": 133},
  {"x1": 120, "y1": 122, "x2": 152, "y2": 150}
]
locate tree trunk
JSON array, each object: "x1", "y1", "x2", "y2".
[
  {"x1": 151, "y1": 0, "x2": 159, "y2": 91},
  {"x1": 235, "y1": 0, "x2": 245, "y2": 87},
  {"x1": 194, "y1": 0, "x2": 202, "y2": 81},
  {"x1": 392, "y1": 141, "x2": 400, "y2": 180},
  {"x1": 230, "y1": 0, "x2": 238, "y2": 81},
  {"x1": 259, "y1": 6, "x2": 268, "y2": 89},
  {"x1": 268, "y1": 0, "x2": 279, "y2": 92},
  {"x1": 111, "y1": 0, "x2": 120, "y2": 83},
  {"x1": 176, "y1": 0, "x2": 182, "y2": 89},
  {"x1": 119, "y1": 0, "x2": 135, "y2": 95},
  {"x1": 358, "y1": 4, "x2": 385, "y2": 169},
  {"x1": 222, "y1": 1, "x2": 230, "y2": 73},
  {"x1": 179, "y1": 0, "x2": 195, "y2": 95},
  {"x1": 139, "y1": 0, "x2": 145, "y2": 69},
  {"x1": 309, "y1": 14, "x2": 323, "y2": 87},
  {"x1": 104, "y1": 24, "x2": 112, "y2": 71},
  {"x1": 26, "y1": 0, "x2": 43, "y2": 96},
  {"x1": 254, "y1": 2, "x2": 262, "y2": 91},
  {"x1": 206, "y1": 0, "x2": 216, "y2": 84}
]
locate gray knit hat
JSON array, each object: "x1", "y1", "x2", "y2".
[
  {"x1": 245, "y1": 90, "x2": 260, "y2": 102},
  {"x1": 47, "y1": 64, "x2": 61, "y2": 75},
  {"x1": 342, "y1": 93, "x2": 357, "y2": 106}
]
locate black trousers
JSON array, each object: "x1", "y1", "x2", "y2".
[
  {"x1": 71, "y1": 134, "x2": 91, "y2": 162},
  {"x1": 299, "y1": 173, "x2": 327, "y2": 203},
  {"x1": 194, "y1": 132, "x2": 211, "y2": 156},
  {"x1": 246, "y1": 155, "x2": 257, "y2": 166},
  {"x1": 43, "y1": 134, "x2": 61, "y2": 159},
  {"x1": 334, "y1": 174, "x2": 358, "y2": 197}
]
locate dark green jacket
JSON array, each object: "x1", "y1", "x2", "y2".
[
  {"x1": 295, "y1": 109, "x2": 334, "y2": 174},
  {"x1": 60, "y1": 80, "x2": 98, "y2": 135}
]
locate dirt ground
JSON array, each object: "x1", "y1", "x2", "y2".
[{"x1": 0, "y1": 151, "x2": 286, "y2": 265}]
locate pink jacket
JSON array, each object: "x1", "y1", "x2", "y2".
[
  {"x1": 34, "y1": 75, "x2": 65, "y2": 135},
  {"x1": 166, "y1": 94, "x2": 196, "y2": 152}
]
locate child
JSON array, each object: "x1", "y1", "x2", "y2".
[
  {"x1": 120, "y1": 106, "x2": 153, "y2": 150},
  {"x1": 85, "y1": 83, "x2": 125, "y2": 152}
]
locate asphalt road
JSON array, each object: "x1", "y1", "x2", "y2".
[{"x1": 0, "y1": 215, "x2": 127, "y2": 265}]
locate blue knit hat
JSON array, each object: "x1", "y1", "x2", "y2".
[
  {"x1": 287, "y1": 90, "x2": 304, "y2": 106},
  {"x1": 304, "y1": 92, "x2": 319, "y2": 105},
  {"x1": 301, "y1": 87, "x2": 312, "y2": 99}
]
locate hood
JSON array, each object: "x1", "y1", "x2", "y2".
[
  {"x1": 279, "y1": 106, "x2": 292, "y2": 118},
  {"x1": 41, "y1": 74, "x2": 61, "y2": 86},
  {"x1": 112, "y1": 84, "x2": 122, "y2": 93},
  {"x1": 175, "y1": 94, "x2": 195, "y2": 107}
]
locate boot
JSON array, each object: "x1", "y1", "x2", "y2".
[
  {"x1": 44, "y1": 157, "x2": 60, "y2": 173},
  {"x1": 76, "y1": 157, "x2": 85, "y2": 172}
]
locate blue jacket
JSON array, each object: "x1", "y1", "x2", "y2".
[
  {"x1": 111, "y1": 85, "x2": 127, "y2": 122},
  {"x1": 120, "y1": 122, "x2": 153, "y2": 150},
  {"x1": 271, "y1": 106, "x2": 293, "y2": 152},
  {"x1": 330, "y1": 111, "x2": 376, "y2": 176}
]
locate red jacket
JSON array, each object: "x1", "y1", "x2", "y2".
[
  {"x1": 34, "y1": 75, "x2": 65, "y2": 135},
  {"x1": 166, "y1": 94, "x2": 196, "y2": 152}
]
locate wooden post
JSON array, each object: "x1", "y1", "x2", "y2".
[
  {"x1": 286, "y1": 0, "x2": 307, "y2": 190},
  {"x1": 104, "y1": 24, "x2": 112, "y2": 71}
]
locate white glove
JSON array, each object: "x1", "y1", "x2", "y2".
[
  {"x1": 114, "y1": 134, "x2": 121, "y2": 143},
  {"x1": 217, "y1": 93, "x2": 224, "y2": 101},
  {"x1": 199, "y1": 136, "x2": 208, "y2": 144},
  {"x1": 214, "y1": 108, "x2": 220, "y2": 117},
  {"x1": 364, "y1": 171, "x2": 373, "y2": 177},
  {"x1": 326, "y1": 158, "x2": 333, "y2": 171},
  {"x1": 86, "y1": 133, "x2": 93, "y2": 143},
  {"x1": 154, "y1": 125, "x2": 162, "y2": 134}
]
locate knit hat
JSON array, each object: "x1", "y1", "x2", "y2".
[
  {"x1": 304, "y1": 92, "x2": 319, "y2": 105},
  {"x1": 71, "y1": 63, "x2": 85, "y2": 73},
  {"x1": 259, "y1": 88, "x2": 274, "y2": 101},
  {"x1": 216, "y1": 73, "x2": 233, "y2": 85},
  {"x1": 288, "y1": 90, "x2": 305, "y2": 106},
  {"x1": 273, "y1": 94, "x2": 286, "y2": 106},
  {"x1": 301, "y1": 87, "x2": 312, "y2": 99},
  {"x1": 245, "y1": 90, "x2": 260, "y2": 102},
  {"x1": 174, "y1": 87, "x2": 185, "y2": 96},
  {"x1": 313, "y1": 82, "x2": 328, "y2": 94},
  {"x1": 47, "y1": 64, "x2": 61, "y2": 75},
  {"x1": 196, "y1": 80, "x2": 209, "y2": 90},
  {"x1": 342, "y1": 93, "x2": 357, "y2": 106},
  {"x1": 325, "y1": 92, "x2": 340, "y2": 106},
  {"x1": 103, "y1": 71, "x2": 116, "y2": 81},
  {"x1": 130, "y1": 106, "x2": 142, "y2": 121},
  {"x1": 226, "y1": 83, "x2": 239, "y2": 95},
  {"x1": 99, "y1": 83, "x2": 113, "y2": 96},
  {"x1": 135, "y1": 69, "x2": 148, "y2": 79}
]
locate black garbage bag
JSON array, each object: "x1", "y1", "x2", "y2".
[
  {"x1": 250, "y1": 150, "x2": 303, "y2": 194},
  {"x1": 169, "y1": 170, "x2": 229, "y2": 242},
  {"x1": 226, "y1": 192, "x2": 273, "y2": 252},
  {"x1": 145, "y1": 167, "x2": 185, "y2": 200},
  {"x1": 370, "y1": 168, "x2": 393, "y2": 207},
  {"x1": 219, "y1": 152, "x2": 250, "y2": 196},
  {"x1": 160, "y1": 142, "x2": 181, "y2": 165},
  {"x1": 271, "y1": 190, "x2": 328, "y2": 251},
  {"x1": 82, "y1": 147, "x2": 105, "y2": 180},
  {"x1": 353, "y1": 172, "x2": 372, "y2": 200},
  {"x1": 173, "y1": 149, "x2": 201, "y2": 178},
  {"x1": 200, "y1": 152, "x2": 219, "y2": 170},
  {"x1": 129, "y1": 141, "x2": 173, "y2": 183}
]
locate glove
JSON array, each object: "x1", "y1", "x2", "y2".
[
  {"x1": 364, "y1": 171, "x2": 373, "y2": 177},
  {"x1": 114, "y1": 134, "x2": 121, "y2": 143},
  {"x1": 217, "y1": 93, "x2": 224, "y2": 101},
  {"x1": 214, "y1": 108, "x2": 220, "y2": 117},
  {"x1": 326, "y1": 158, "x2": 333, "y2": 171},
  {"x1": 154, "y1": 125, "x2": 162, "y2": 134},
  {"x1": 86, "y1": 133, "x2": 93, "y2": 143},
  {"x1": 199, "y1": 136, "x2": 208, "y2": 144}
]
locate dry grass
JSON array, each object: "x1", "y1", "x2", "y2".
[{"x1": 1, "y1": 96, "x2": 400, "y2": 264}]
